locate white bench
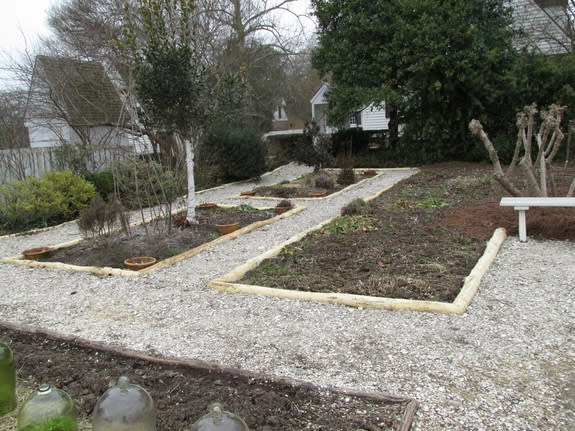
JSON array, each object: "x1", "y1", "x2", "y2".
[{"x1": 499, "y1": 197, "x2": 575, "y2": 242}]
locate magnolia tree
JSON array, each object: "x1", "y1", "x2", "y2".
[{"x1": 469, "y1": 103, "x2": 572, "y2": 197}]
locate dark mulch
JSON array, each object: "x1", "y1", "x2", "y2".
[{"x1": 0, "y1": 324, "x2": 416, "y2": 431}]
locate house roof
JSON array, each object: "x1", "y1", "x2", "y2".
[
  {"x1": 33, "y1": 55, "x2": 126, "y2": 127},
  {"x1": 310, "y1": 82, "x2": 329, "y2": 106}
]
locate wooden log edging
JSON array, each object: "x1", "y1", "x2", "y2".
[
  {"x1": 233, "y1": 167, "x2": 415, "y2": 202},
  {"x1": 0, "y1": 320, "x2": 418, "y2": 431},
  {"x1": 208, "y1": 185, "x2": 507, "y2": 313},
  {"x1": 2, "y1": 205, "x2": 306, "y2": 278}
]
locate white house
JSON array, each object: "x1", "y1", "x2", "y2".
[
  {"x1": 310, "y1": 82, "x2": 390, "y2": 135},
  {"x1": 511, "y1": 0, "x2": 571, "y2": 54},
  {"x1": 24, "y1": 56, "x2": 150, "y2": 153}
]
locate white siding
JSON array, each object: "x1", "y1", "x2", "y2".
[
  {"x1": 510, "y1": 0, "x2": 570, "y2": 54},
  {"x1": 361, "y1": 104, "x2": 389, "y2": 131}
]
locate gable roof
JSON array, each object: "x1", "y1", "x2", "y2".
[
  {"x1": 32, "y1": 55, "x2": 126, "y2": 127},
  {"x1": 310, "y1": 82, "x2": 330, "y2": 106}
]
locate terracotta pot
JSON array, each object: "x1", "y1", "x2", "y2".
[
  {"x1": 198, "y1": 203, "x2": 218, "y2": 209},
  {"x1": 240, "y1": 191, "x2": 256, "y2": 196},
  {"x1": 23, "y1": 247, "x2": 52, "y2": 260},
  {"x1": 124, "y1": 256, "x2": 157, "y2": 271},
  {"x1": 308, "y1": 191, "x2": 326, "y2": 198},
  {"x1": 274, "y1": 206, "x2": 293, "y2": 215},
  {"x1": 216, "y1": 222, "x2": 240, "y2": 235}
]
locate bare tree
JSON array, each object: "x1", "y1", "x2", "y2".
[{"x1": 469, "y1": 103, "x2": 572, "y2": 197}]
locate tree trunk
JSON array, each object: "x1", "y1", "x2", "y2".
[
  {"x1": 468, "y1": 119, "x2": 523, "y2": 196},
  {"x1": 185, "y1": 137, "x2": 197, "y2": 224}
]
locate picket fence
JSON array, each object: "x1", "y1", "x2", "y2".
[{"x1": 0, "y1": 146, "x2": 143, "y2": 184}]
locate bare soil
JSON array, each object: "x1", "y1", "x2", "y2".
[
  {"x1": 43, "y1": 206, "x2": 275, "y2": 269},
  {"x1": 0, "y1": 324, "x2": 415, "y2": 431},
  {"x1": 240, "y1": 163, "x2": 575, "y2": 302},
  {"x1": 250, "y1": 169, "x2": 371, "y2": 198}
]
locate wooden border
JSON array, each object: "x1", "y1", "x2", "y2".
[
  {"x1": 208, "y1": 182, "x2": 507, "y2": 314},
  {"x1": 2, "y1": 205, "x2": 305, "y2": 278},
  {"x1": 234, "y1": 168, "x2": 415, "y2": 201}
]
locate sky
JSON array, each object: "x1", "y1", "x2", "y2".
[
  {"x1": 0, "y1": 0, "x2": 315, "y2": 88},
  {"x1": 0, "y1": 0, "x2": 55, "y2": 57},
  {"x1": 0, "y1": 0, "x2": 56, "y2": 87}
]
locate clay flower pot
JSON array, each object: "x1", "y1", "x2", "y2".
[
  {"x1": 308, "y1": 191, "x2": 326, "y2": 198},
  {"x1": 216, "y1": 222, "x2": 240, "y2": 235},
  {"x1": 274, "y1": 205, "x2": 293, "y2": 215},
  {"x1": 240, "y1": 190, "x2": 256, "y2": 196},
  {"x1": 274, "y1": 200, "x2": 293, "y2": 215},
  {"x1": 198, "y1": 203, "x2": 218, "y2": 209},
  {"x1": 23, "y1": 247, "x2": 52, "y2": 260},
  {"x1": 124, "y1": 256, "x2": 157, "y2": 271}
]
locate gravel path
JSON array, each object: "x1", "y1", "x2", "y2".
[{"x1": 0, "y1": 163, "x2": 573, "y2": 430}]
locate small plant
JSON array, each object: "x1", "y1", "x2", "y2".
[
  {"x1": 172, "y1": 214, "x2": 190, "y2": 228},
  {"x1": 453, "y1": 236, "x2": 471, "y2": 245},
  {"x1": 276, "y1": 200, "x2": 292, "y2": 208},
  {"x1": 341, "y1": 198, "x2": 369, "y2": 216},
  {"x1": 337, "y1": 168, "x2": 356, "y2": 185},
  {"x1": 237, "y1": 204, "x2": 258, "y2": 212},
  {"x1": 77, "y1": 196, "x2": 128, "y2": 239},
  {"x1": 320, "y1": 215, "x2": 377, "y2": 234},
  {"x1": 314, "y1": 173, "x2": 335, "y2": 189},
  {"x1": 417, "y1": 198, "x2": 448, "y2": 209}
]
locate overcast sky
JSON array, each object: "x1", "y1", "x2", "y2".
[
  {"x1": 0, "y1": 0, "x2": 55, "y2": 56},
  {"x1": 0, "y1": 0, "x2": 315, "y2": 89}
]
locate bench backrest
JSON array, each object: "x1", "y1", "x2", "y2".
[{"x1": 500, "y1": 197, "x2": 575, "y2": 207}]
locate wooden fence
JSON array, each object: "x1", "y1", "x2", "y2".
[{"x1": 0, "y1": 146, "x2": 144, "y2": 183}]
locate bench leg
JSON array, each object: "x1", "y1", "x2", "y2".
[{"x1": 518, "y1": 209, "x2": 527, "y2": 242}]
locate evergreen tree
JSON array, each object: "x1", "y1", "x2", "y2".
[{"x1": 312, "y1": 0, "x2": 517, "y2": 162}]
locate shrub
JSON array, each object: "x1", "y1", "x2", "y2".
[
  {"x1": 84, "y1": 171, "x2": 115, "y2": 200},
  {"x1": 78, "y1": 196, "x2": 127, "y2": 238},
  {"x1": 313, "y1": 172, "x2": 335, "y2": 189},
  {"x1": 337, "y1": 168, "x2": 356, "y2": 185},
  {"x1": 289, "y1": 123, "x2": 334, "y2": 170},
  {"x1": 341, "y1": 198, "x2": 369, "y2": 216},
  {"x1": 202, "y1": 123, "x2": 267, "y2": 181},
  {"x1": 0, "y1": 171, "x2": 97, "y2": 231},
  {"x1": 43, "y1": 170, "x2": 98, "y2": 219}
]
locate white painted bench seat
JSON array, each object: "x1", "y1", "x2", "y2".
[{"x1": 500, "y1": 197, "x2": 575, "y2": 242}]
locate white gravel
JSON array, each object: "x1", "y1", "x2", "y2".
[{"x1": 0, "y1": 162, "x2": 574, "y2": 430}]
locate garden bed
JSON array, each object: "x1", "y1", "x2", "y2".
[
  {"x1": 3, "y1": 204, "x2": 303, "y2": 277},
  {"x1": 0, "y1": 323, "x2": 417, "y2": 431},
  {"x1": 242, "y1": 168, "x2": 382, "y2": 199},
  {"x1": 212, "y1": 164, "x2": 575, "y2": 311}
]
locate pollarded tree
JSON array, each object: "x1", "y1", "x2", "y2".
[
  {"x1": 311, "y1": 0, "x2": 517, "y2": 162},
  {"x1": 124, "y1": 0, "x2": 211, "y2": 223},
  {"x1": 470, "y1": 103, "x2": 571, "y2": 197}
]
